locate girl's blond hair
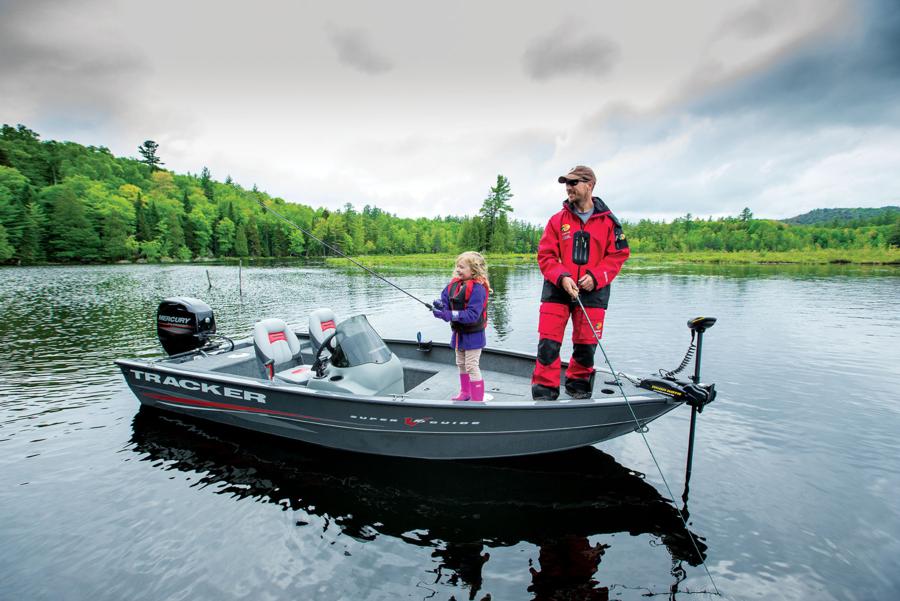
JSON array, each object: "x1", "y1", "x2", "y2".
[{"x1": 456, "y1": 251, "x2": 492, "y2": 293}]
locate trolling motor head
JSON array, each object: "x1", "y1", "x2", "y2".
[{"x1": 688, "y1": 316, "x2": 716, "y2": 333}]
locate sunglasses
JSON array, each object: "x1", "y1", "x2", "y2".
[{"x1": 565, "y1": 179, "x2": 583, "y2": 186}]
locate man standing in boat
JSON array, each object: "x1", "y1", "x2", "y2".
[{"x1": 531, "y1": 166, "x2": 630, "y2": 400}]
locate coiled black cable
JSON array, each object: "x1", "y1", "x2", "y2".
[{"x1": 661, "y1": 331, "x2": 696, "y2": 378}]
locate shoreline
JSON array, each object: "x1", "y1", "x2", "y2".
[
  {"x1": 326, "y1": 248, "x2": 900, "y2": 268},
  {"x1": 3, "y1": 248, "x2": 898, "y2": 268}
]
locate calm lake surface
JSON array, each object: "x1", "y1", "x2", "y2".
[{"x1": 1, "y1": 262, "x2": 898, "y2": 601}]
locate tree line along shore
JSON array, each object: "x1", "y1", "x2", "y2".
[{"x1": 1, "y1": 124, "x2": 898, "y2": 267}]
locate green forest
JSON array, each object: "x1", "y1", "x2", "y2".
[
  {"x1": 782, "y1": 206, "x2": 899, "y2": 226},
  {"x1": 1, "y1": 124, "x2": 898, "y2": 265}
]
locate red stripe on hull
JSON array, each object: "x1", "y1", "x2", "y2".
[
  {"x1": 158, "y1": 324, "x2": 193, "y2": 331},
  {"x1": 142, "y1": 391, "x2": 321, "y2": 421}
]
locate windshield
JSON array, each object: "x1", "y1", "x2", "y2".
[{"x1": 330, "y1": 315, "x2": 393, "y2": 368}]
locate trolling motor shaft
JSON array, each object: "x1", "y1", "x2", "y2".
[{"x1": 686, "y1": 316, "x2": 717, "y2": 410}]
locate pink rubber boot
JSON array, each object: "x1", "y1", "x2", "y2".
[
  {"x1": 452, "y1": 373, "x2": 471, "y2": 401},
  {"x1": 470, "y1": 380, "x2": 485, "y2": 402}
]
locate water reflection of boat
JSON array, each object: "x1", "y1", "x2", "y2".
[{"x1": 130, "y1": 407, "x2": 707, "y2": 596}]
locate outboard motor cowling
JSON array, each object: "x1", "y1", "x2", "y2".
[{"x1": 157, "y1": 297, "x2": 216, "y2": 355}]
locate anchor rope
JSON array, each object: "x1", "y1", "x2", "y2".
[{"x1": 575, "y1": 296, "x2": 721, "y2": 596}]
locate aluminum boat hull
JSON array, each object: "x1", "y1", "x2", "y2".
[{"x1": 116, "y1": 338, "x2": 681, "y2": 460}]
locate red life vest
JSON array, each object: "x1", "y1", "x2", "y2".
[{"x1": 446, "y1": 278, "x2": 488, "y2": 334}]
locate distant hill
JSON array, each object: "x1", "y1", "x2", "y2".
[{"x1": 783, "y1": 206, "x2": 900, "y2": 225}]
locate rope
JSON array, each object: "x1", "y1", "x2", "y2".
[{"x1": 575, "y1": 295, "x2": 721, "y2": 596}]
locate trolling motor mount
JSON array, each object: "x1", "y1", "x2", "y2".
[
  {"x1": 637, "y1": 377, "x2": 717, "y2": 411},
  {"x1": 638, "y1": 315, "x2": 718, "y2": 410}
]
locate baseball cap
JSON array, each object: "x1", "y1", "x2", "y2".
[{"x1": 558, "y1": 165, "x2": 596, "y2": 184}]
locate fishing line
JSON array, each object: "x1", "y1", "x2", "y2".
[
  {"x1": 256, "y1": 198, "x2": 434, "y2": 310},
  {"x1": 575, "y1": 295, "x2": 721, "y2": 596}
]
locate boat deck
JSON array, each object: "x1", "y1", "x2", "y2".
[
  {"x1": 399, "y1": 355, "x2": 531, "y2": 401},
  {"x1": 164, "y1": 335, "x2": 649, "y2": 403},
  {"x1": 387, "y1": 339, "x2": 649, "y2": 402}
]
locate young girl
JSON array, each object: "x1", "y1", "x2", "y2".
[{"x1": 432, "y1": 251, "x2": 492, "y2": 401}]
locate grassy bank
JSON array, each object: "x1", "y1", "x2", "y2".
[
  {"x1": 632, "y1": 248, "x2": 900, "y2": 265},
  {"x1": 326, "y1": 248, "x2": 900, "y2": 268},
  {"x1": 325, "y1": 253, "x2": 536, "y2": 268}
]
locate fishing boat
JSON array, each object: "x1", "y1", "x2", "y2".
[{"x1": 116, "y1": 297, "x2": 717, "y2": 460}]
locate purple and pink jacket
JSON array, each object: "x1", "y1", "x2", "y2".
[{"x1": 439, "y1": 280, "x2": 488, "y2": 350}]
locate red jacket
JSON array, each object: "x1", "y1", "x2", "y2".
[{"x1": 537, "y1": 197, "x2": 629, "y2": 308}]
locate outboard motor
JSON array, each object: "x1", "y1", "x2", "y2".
[{"x1": 157, "y1": 297, "x2": 216, "y2": 355}]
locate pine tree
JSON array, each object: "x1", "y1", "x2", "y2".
[
  {"x1": 181, "y1": 190, "x2": 192, "y2": 214},
  {"x1": 200, "y1": 166, "x2": 215, "y2": 200},
  {"x1": 479, "y1": 174, "x2": 514, "y2": 252},
  {"x1": 234, "y1": 224, "x2": 249, "y2": 257},
  {"x1": 137, "y1": 140, "x2": 164, "y2": 171}
]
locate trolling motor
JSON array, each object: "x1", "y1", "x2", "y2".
[
  {"x1": 637, "y1": 316, "x2": 717, "y2": 411},
  {"x1": 635, "y1": 316, "x2": 719, "y2": 498}
]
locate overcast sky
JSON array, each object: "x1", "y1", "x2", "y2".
[{"x1": 2, "y1": 0, "x2": 898, "y2": 223}]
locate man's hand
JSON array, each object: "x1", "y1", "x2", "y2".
[
  {"x1": 577, "y1": 274, "x2": 595, "y2": 292},
  {"x1": 561, "y1": 276, "x2": 579, "y2": 299}
]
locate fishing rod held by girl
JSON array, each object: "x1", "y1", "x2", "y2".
[{"x1": 255, "y1": 197, "x2": 434, "y2": 310}]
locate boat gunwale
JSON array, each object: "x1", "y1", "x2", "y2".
[{"x1": 115, "y1": 340, "x2": 670, "y2": 411}]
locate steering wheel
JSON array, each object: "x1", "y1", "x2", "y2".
[{"x1": 312, "y1": 331, "x2": 338, "y2": 377}]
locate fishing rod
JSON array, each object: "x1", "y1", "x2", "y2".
[
  {"x1": 256, "y1": 198, "x2": 435, "y2": 310},
  {"x1": 574, "y1": 294, "x2": 721, "y2": 596}
]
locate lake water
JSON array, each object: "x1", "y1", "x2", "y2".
[{"x1": 1, "y1": 262, "x2": 898, "y2": 601}]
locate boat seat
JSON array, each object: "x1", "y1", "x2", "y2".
[
  {"x1": 253, "y1": 318, "x2": 303, "y2": 380},
  {"x1": 275, "y1": 364, "x2": 313, "y2": 385},
  {"x1": 308, "y1": 308, "x2": 337, "y2": 355}
]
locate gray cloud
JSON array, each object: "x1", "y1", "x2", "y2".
[
  {"x1": 691, "y1": 0, "x2": 900, "y2": 128},
  {"x1": 326, "y1": 25, "x2": 393, "y2": 75},
  {"x1": 560, "y1": 0, "x2": 900, "y2": 222},
  {"x1": 522, "y1": 25, "x2": 619, "y2": 81},
  {"x1": 0, "y1": 0, "x2": 150, "y2": 130}
]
